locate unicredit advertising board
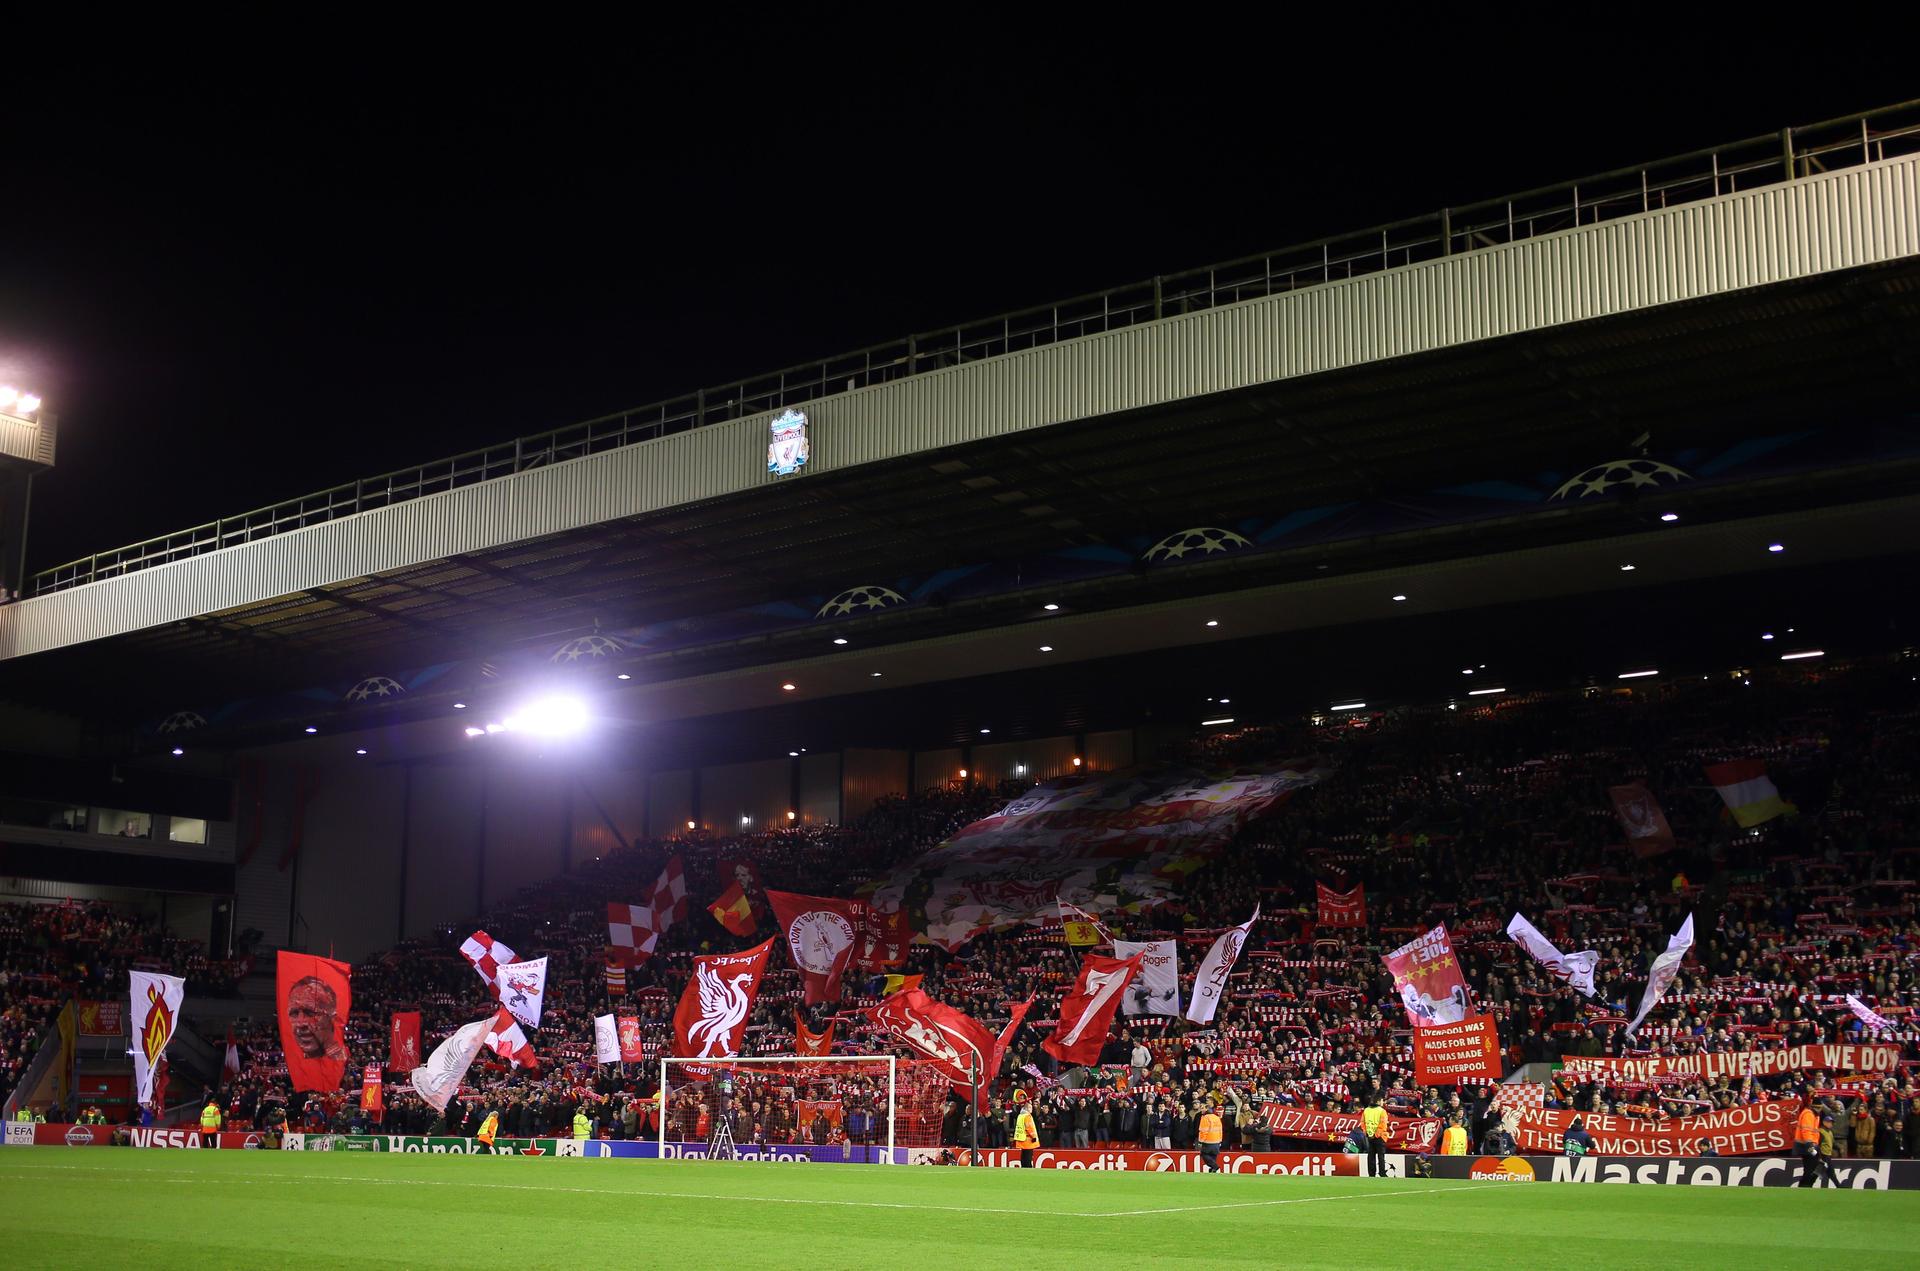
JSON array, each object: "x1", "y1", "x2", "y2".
[{"x1": 906, "y1": 1147, "x2": 1393, "y2": 1174}]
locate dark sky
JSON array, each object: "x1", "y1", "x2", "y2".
[{"x1": 1, "y1": 33, "x2": 1910, "y2": 574}]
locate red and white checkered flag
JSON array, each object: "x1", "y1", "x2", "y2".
[
  {"x1": 459, "y1": 930, "x2": 517, "y2": 999},
  {"x1": 606, "y1": 857, "x2": 689, "y2": 966}
]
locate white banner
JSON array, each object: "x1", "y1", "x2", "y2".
[
  {"x1": 593, "y1": 1014, "x2": 621, "y2": 1064},
  {"x1": 496, "y1": 957, "x2": 548, "y2": 1029},
  {"x1": 129, "y1": 971, "x2": 186, "y2": 1107},
  {"x1": 1185, "y1": 906, "x2": 1258, "y2": 1025},
  {"x1": 1627, "y1": 914, "x2": 1695, "y2": 1036},
  {"x1": 1505, "y1": 912, "x2": 1599, "y2": 997},
  {"x1": 409, "y1": 1017, "x2": 491, "y2": 1113},
  {"x1": 1113, "y1": 939, "x2": 1181, "y2": 1016}
]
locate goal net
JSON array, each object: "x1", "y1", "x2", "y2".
[{"x1": 658, "y1": 1056, "x2": 951, "y2": 1161}]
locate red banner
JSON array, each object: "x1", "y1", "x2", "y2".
[
  {"x1": 388, "y1": 1012, "x2": 421, "y2": 1071},
  {"x1": 1609, "y1": 782, "x2": 1677, "y2": 857},
  {"x1": 75, "y1": 1001, "x2": 124, "y2": 1036},
  {"x1": 1383, "y1": 924, "x2": 1471, "y2": 1028},
  {"x1": 766, "y1": 890, "x2": 863, "y2": 1005},
  {"x1": 277, "y1": 951, "x2": 352, "y2": 1093},
  {"x1": 1413, "y1": 1013, "x2": 1503, "y2": 1085},
  {"x1": 946, "y1": 1147, "x2": 1364, "y2": 1174},
  {"x1": 1511, "y1": 1102, "x2": 1799, "y2": 1156},
  {"x1": 1559, "y1": 1043, "x2": 1904, "y2": 1082},
  {"x1": 617, "y1": 1016, "x2": 645, "y2": 1063},
  {"x1": 856, "y1": 907, "x2": 910, "y2": 969},
  {"x1": 794, "y1": 1013, "x2": 834, "y2": 1057},
  {"x1": 1043, "y1": 952, "x2": 1143, "y2": 1067},
  {"x1": 671, "y1": 938, "x2": 775, "y2": 1059},
  {"x1": 1261, "y1": 1104, "x2": 1441, "y2": 1152},
  {"x1": 863, "y1": 988, "x2": 999, "y2": 1086},
  {"x1": 359, "y1": 1062, "x2": 383, "y2": 1114},
  {"x1": 1315, "y1": 883, "x2": 1367, "y2": 928}
]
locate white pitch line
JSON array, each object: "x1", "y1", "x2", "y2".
[{"x1": 1094, "y1": 1182, "x2": 1480, "y2": 1217}]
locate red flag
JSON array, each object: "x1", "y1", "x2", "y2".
[
  {"x1": 855, "y1": 907, "x2": 910, "y2": 970},
  {"x1": 388, "y1": 1012, "x2": 421, "y2": 1071},
  {"x1": 277, "y1": 951, "x2": 352, "y2": 1093},
  {"x1": 617, "y1": 1015, "x2": 645, "y2": 1063},
  {"x1": 1384, "y1": 925, "x2": 1472, "y2": 1029},
  {"x1": 1316, "y1": 882, "x2": 1367, "y2": 928},
  {"x1": 707, "y1": 882, "x2": 758, "y2": 937},
  {"x1": 766, "y1": 890, "x2": 863, "y2": 1005},
  {"x1": 955, "y1": 995, "x2": 1037, "y2": 1110},
  {"x1": 794, "y1": 1012, "x2": 835, "y2": 1057},
  {"x1": 483, "y1": 1007, "x2": 539, "y2": 1070},
  {"x1": 604, "y1": 956, "x2": 627, "y2": 996},
  {"x1": 359, "y1": 1061, "x2": 384, "y2": 1114},
  {"x1": 1412, "y1": 1013, "x2": 1503, "y2": 1085},
  {"x1": 222, "y1": 1024, "x2": 240, "y2": 1083},
  {"x1": 1042, "y1": 952, "x2": 1143, "y2": 1067},
  {"x1": 672, "y1": 938, "x2": 776, "y2": 1059},
  {"x1": 1609, "y1": 782, "x2": 1677, "y2": 856},
  {"x1": 863, "y1": 988, "x2": 998, "y2": 1087}
]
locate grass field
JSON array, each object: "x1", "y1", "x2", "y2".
[{"x1": 2, "y1": 1150, "x2": 1916, "y2": 1269}]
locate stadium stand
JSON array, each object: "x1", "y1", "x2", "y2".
[{"x1": 172, "y1": 655, "x2": 1918, "y2": 1158}]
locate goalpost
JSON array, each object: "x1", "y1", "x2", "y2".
[{"x1": 658, "y1": 1055, "x2": 949, "y2": 1162}]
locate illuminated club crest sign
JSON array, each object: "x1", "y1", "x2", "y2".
[{"x1": 767, "y1": 409, "x2": 810, "y2": 476}]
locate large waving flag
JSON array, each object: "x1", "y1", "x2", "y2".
[
  {"x1": 863, "y1": 988, "x2": 999, "y2": 1087},
  {"x1": 1506, "y1": 912, "x2": 1600, "y2": 997},
  {"x1": 1705, "y1": 762, "x2": 1795, "y2": 828},
  {"x1": 459, "y1": 931, "x2": 517, "y2": 998},
  {"x1": 1044, "y1": 952, "x2": 1143, "y2": 1066},
  {"x1": 496, "y1": 957, "x2": 548, "y2": 1029},
  {"x1": 608, "y1": 856, "x2": 692, "y2": 966},
  {"x1": 672, "y1": 938, "x2": 776, "y2": 1059},
  {"x1": 483, "y1": 1007, "x2": 539, "y2": 1069},
  {"x1": 1608, "y1": 782, "x2": 1677, "y2": 856},
  {"x1": 1316, "y1": 882, "x2": 1367, "y2": 928},
  {"x1": 410, "y1": 1015, "x2": 491, "y2": 1113},
  {"x1": 129, "y1": 971, "x2": 185, "y2": 1109},
  {"x1": 1113, "y1": 938, "x2": 1181, "y2": 1017},
  {"x1": 1385, "y1": 924, "x2": 1471, "y2": 1028},
  {"x1": 1627, "y1": 914, "x2": 1695, "y2": 1036},
  {"x1": 766, "y1": 890, "x2": 863, "y2": 1005},
  {"x1": 707, "y1": 883, "x2": 757, "y2": 936},
  {"x1": 1186, "y1": 906, "x2": 1259, "y2": 1024},
  {"x1": 794, "y1": 1012, "x2": 835, "y2": 1056},
  {"x1": 278, "y1": 951, "x2": 352, "y2": 1094}
]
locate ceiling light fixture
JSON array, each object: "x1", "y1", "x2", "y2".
[
  {"x1": 1780, "y1": 650, "x2": 1824, "y2": 661},
  {"x1": 1620, "y1": 564, "x2": 1636, "y2": 572},
  {"x1": 1618, "y1": 670, "x2": 1659, "y2": 679},
  {"x1": 781, "y1": 683, "x2": 796, "y2": 691},
  {"x1": 1043, "y1": 603, "x2": 1060, "y2": 612},
  {"x1": 1468, "y1": 687, "x2": 1506, "y2": 696},
  {"x1": 1201, "y1": 717, "x2": 1236, "y2": 726},
  {"x1": 304, "y1": 726, "x2": 318, "y2": 734},
  {"x1": 832, "y1": 638, "x2": 848, "y2": 645},
  {"x1": 1039, "y1": 645, "x2": 1053, "y2": 652},
  {"x1": 1205, "y1": 620, "x2": 1218, "y2": 627},
  {"x1": 453, "y1": 702, "x2": 467, "y2": 709},
  {"x1": 616, "y1": 673, "x2": 631, "y2": 680},
  {"x1": 1392, "y1": 594, "x2": 1407, "y2": 602},
  {"x1": 1332, "y1": 701, "x2": 1366, "y2": 711},
  {"x1": 1660, "y1": 512, "x2": 1679, "y2": 522},
  {"x1": 355, "y1": 748, "x2": 368, "y2": 756},
  {"x1": 1768, "y1": 543, "x2": 1784, "y2": 553},
  {"x1": 171, "y1": 747, "x2": 184, "y2": 757}
]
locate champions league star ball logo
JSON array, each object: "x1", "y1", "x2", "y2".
[{"x1": 767, "y1": 409, "x2": 810, "y2": 476}]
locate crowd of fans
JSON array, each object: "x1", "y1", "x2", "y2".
[{"x1": 13, "y1": 659, "x2": 1920, "y2": 1158}]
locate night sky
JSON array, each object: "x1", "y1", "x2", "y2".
[{"x1": 1, "y1": 36, "x2": 1909, "y2": 575}]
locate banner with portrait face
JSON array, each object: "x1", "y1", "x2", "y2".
[{"x1": 278, "y1": 951, "x2": 352, "y2": 1093}]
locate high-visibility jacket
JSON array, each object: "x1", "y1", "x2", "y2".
[
  {"x1": 1794, "y1": 1108, "x2": 1819, "y2": 1146},
  {"x1": 477, "y1": 1113, "x2": 499, "y2": 1145},
  {"x1": 573, "y1": 1111, "x2": 592, "y2": 1140},
  {"x1": 1197, "y1": 1112, "x2": 1224, "y2": 1145},
  {"x1": 199, "y1": 1105, "x2": 221, "y2": 1132},
  {"x1": 1441, "y1": 1126, "x2": 1468, "y2": 1155},
  {"x1": 1361, "y1": 1105, "x2": 1387, "y2": 1137},
  {"x1": 12, "y1": 1109, "x2": 29, "y2": 1123},
  {"x1": 1013, "y1": 1110, "x2": 1038, "y2": 1149}
]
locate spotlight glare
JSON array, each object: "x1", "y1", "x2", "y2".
[
  {"x1": 1660, "y1": 512, "x2": 1679, "y2": 522},
  {"x1": 304, "y1": 726, "x2": 318, "y2": 734},
  {"x1": 1768, "y1": 543, "x2": 1784, "y2": 553},
  {"x1": 1332, "y1": 701, "x2": 1366, "y2": 711},
  {"x1": 959, "y1": 769, "x2": 968, "y2": 779},
  {"x1": 687, "y1": 820, "x2": 696, "y2": 831},
  {"x1": 1038, "y1": 645, "x2": 1053, "y2": 652},
  {"x1": 1780, "y1": 650, "x2": 1824, "y2": 661},
  {"x1": 832, "y1": 638, "x2": 848, "y2": 645},
  {"x1": 1072, "y1": 756, "x2": 1082, "y2": 767},
  {"x1": 170, "y1": 747, "x2": 184, "y2": 756},
  {"x1": 1391, "y1": 595, "x2": 1407, "y2": 602},
  {"x1": 1617, "y1": 669, "x2": 1659, "y2": 679},
  {"x1": 781, "y1": 683, "x2": 796, "y2": 692},
  {"x1": 1043, "y1": 603, "x2": 1059, "y2": 611},
  {"x1": 1620, "y1": 564, "x2": 1636, "y2": 572},
  {"x1": 616, "y1": 673, "x2": 631, "y2": 680},
  {"x1": 502, "y1": 694, "x2": 590, "y2": 737},
  {"x1": 453, "y1": 702, "x2": 467, "y2": 709},
  {"x1": 17, "y1": 393, "x2": 40, "y2": 413},
  {"x1": 1206, "y1": 620, "x2": 1219, "y2": 628},
  {"x1": 464, "y1": 727, "x2": 485, "y2": 738},
  {"x1": 1201, "y1": 717, "x2": 1236, "y2": 726},
  {"x1": 0, "y1": 387, "x2": 14, "y2": 407},
  {"x1": 355, "y1": 748, "x2": 368, "y2": 756},
  {"x1": 787, "y1": 810, "x2": 796, "y2": 821},
  {"x1": 1468, "y1": 687, "x2": 1506, "y2": 696}
]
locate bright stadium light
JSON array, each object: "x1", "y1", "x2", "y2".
[
  {"x1": 686, "y1": 820, "x2": 696, "y2": 831},
  {"x1": 1043, "y1": 603, "x2": 1059, "y2": 612},
  {"x1": 1201, "y1": 717, "x2": 1236, "y2": 726},
  {"x1": 171, "y1": 747, "x2": 184, "y2": 757},
  {"x1": 18, "y1": 393, "x2": 40, "y2": 413},
  {"x1": 465, "y1": 727, "x2": 485, "y2": 738},
  {"x1": 453, "y1": 702, "x2": 467, "y2": 709},
  {"x1": 1332, "y1": 701, "x2": 1366, "y2": 711},
  {"x1": 1468, "y1": 687, "x2": 1506, "y2": 696},
  {"x1": 832, "y1": 638, "x2": 848, "y2": 645},
  {"x1": 1660, "y1": 512, "x2": 1679, "y2": 522},
  {"x1": 502, "y1": 695, "x2": 590, "y2": 737},
  {"x1": 304, "y1": 726, "x2": 318, "y2": 734},
  {"x1": 1072, "y1": 756, "x2": 1082, "y2": 767},
  {"x1": 0, "y1": 387, "x2": 14, "y2": 409},
  {"x1": 1618, "y1": 669, "x2": 1659, "y2": 679},
  {"x1": 1781, "y1": 650, "x2": 1825, "y2": 661},
  {"x1": 1014, "y1": 764, "x2": 1026, "y2": 775}
]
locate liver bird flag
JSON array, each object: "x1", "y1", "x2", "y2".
[{"x1": 671, "y1": 938, "x2": 775, "y2": 1059}]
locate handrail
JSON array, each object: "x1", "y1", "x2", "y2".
[{"x1": 31, "y1": 101, "x2": 1920, "y2": 597}]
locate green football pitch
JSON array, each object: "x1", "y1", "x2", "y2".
[{"x1": 2, "y1": 1151, "x2": 1915, "y2": 1269}]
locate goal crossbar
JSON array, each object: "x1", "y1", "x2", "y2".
[{"x1": 659, "y1": 1054, "x2": 898, "y2": 1159}]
